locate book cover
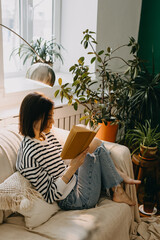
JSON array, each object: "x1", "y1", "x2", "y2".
[{"x1": 60, "y1": 125, "x2": 100, "y2": 159}]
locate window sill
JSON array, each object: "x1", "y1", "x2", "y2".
[
  {"x1": 4, "y1": 72, "x2": 73, "y2": 93},
  {"x1": 0, "y1": 72, "x2": 73, "y2": 117}
]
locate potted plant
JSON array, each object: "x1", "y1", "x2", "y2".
[
  {"x1": 54, "y1": 29, "x2": 140, "y2": 141},
  {"x1": 143, "y1": 176, "x2": 156, "y2": 213},
  {"x1": 0, "y1": 23, "x2": 62, "y2": 86},
  {"x1": 125, "y1": 120, "x2": 160, "y2": 159},
  {"x1": 10, "y1": 37, "x2": 63, "y2": 66}
]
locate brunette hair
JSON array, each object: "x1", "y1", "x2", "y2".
[{"x1": 19, "y1": 92, "x2": 54, "y2": 137}]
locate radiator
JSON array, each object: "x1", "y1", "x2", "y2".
[
  {"x1": 54, "y1": 104, "x2": 85, "y2": 130},
  {"x1": 0, "y1": 104, "x2": 85, "y2": 130}
]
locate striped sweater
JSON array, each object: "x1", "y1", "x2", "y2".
[{"x1": 16, "y1": 132, "x2": 76, "y2": 203}]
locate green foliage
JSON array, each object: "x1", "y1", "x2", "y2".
[
  {"x1": 10, "y1": 37, "x2": 63, "y2": 65},
  {"x1": 125, "y1": 120, "x2": 160, "y2": 154},
  {"x1": 129, "y1": 69, "x2": 160, "y2": 127},
  {"x1": 54, "y1": 29, "x2": 140, "y2": 127}
]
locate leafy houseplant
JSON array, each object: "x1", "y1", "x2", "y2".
[
  {"x1": 54, "y1": 29, "x2": 140, "y2": 128},
  {"x1": 11, "y1": 37, "x2": 63, "y2": 66},
  {"x1": 0, "y1": 23, "x2": 57, "y2": 86},
  {"x1": 129, "y1": 59, "x2": 160, "y2": 128},
  {"x1": 125, "y1": 120, "x2": 160, "y2": 158}
]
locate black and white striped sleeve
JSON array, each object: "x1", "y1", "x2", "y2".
[{"x1": 20, "y1": 163, "x2": 67, "y2": 203}]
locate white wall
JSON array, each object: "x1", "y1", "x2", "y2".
[
  {"x1": 96, "y1": 0, "x2": 142, "y2": 70},
  {"x1": 60, "y1": 0, "x2": 142, "y2": 73},
  {"x1": 60, "y1": 0, "x2": 98, "y2": 73},
  {"x1": 0, "y1": 0, "x2": 4, "y2": 90}
]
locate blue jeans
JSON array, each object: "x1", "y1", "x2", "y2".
[{"x1": 58, "y1": 143, "x2": 123, "y2": 210}]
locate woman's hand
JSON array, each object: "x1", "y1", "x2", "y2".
[
  {"x1": 69, "y1": 148, "x2": 89, "y2": 170},
  {"x1": 61, "y1": 148, "x2": 89, "y2": 184}
]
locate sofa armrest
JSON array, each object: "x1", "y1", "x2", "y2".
[
  {"x1": 103, "y1": 141, "x2": 140, "y2": 223},
  {"x1": 103, "y1": 141, "x2": 133, "y2": 177}
]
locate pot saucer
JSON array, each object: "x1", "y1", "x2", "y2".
[{"x1": 139, "y1": 204, "x2": 157, "y2": 216}]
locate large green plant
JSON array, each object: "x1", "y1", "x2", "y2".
[
  {"x1": 129, "y1": 57, "x2": 160, "y2": 128},
  {"x1": 11, "y1": 37, "x2": 63, "y2": 65},
  {"x1": 54, "y1": 30, "x2": 140, "y2": 127}
]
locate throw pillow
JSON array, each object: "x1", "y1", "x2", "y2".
[
  {"x1": 0, "y1": 171, "x2": 60, "y2": 229},
  {"x1": 0, "y1": 171, "x2": 42, "y2": 212},
  {"x1": 18, "y1": 197, "x2": 60, "y2": 229}
]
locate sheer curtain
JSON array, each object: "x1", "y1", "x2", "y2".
[{"x1": 0, "y1": 0, "x2": 4, "y2": 90}]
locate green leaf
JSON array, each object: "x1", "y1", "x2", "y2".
[
  {"x1": 107, "y1": 47, "x2": 111, "y2": 53},
  {"x1": 97, "y1": 57, "x2": 102, "y2": 63},
  {"x1": 91, "y1": 57, "x2": 96, "y2": 64},
  {"x1": 89, "y1": 31, "x2": 96, "y2": 34},
  {"x1": 91, "y1": 40, "x2": 97, "y2": 44},
  {"x1": 78, "y1": 57, "x2": 85, "y2": 64},
  {"x1": 69, "y1": 65, "x2": 75, "y2": 72},
  {"x1": 73, "y1": 80, "x2": 80, "y2": 86},
  {"x1": 73, "y1": 102, "x2": 78, "y2": 111},
  {"x1": 80, "y1": 115, "x2": 89, "y2": 121},
  {"x1": 60, "y1": 91, "x2": 64, "y2": 102},
  {"x1": 85, "y1": 119, "x2": 90, "y2": 125},
  {"x1": 81, "y1": 72, "x2": 88, "y2": 79},
  {"x1": 54, "y1": 90, "x2": 60, "y2": 98},
  {"x1": 84, "y1": 41, "x2": 88, "y2": 49},
  {"x1": 79, "y1": 97, "x2": 86, "y2": 101},
  {"x1": 98, "y1": 50, "x2": 104, "y2": 55}
]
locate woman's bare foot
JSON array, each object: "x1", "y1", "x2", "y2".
[
  {"x1": 116, "y1": 168, "x2": 141, "y2": 185},
  {"x1": 112, "y1": 185, "x2": 136, "y2": 206}
]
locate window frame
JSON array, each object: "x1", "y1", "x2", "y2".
[
  {"x1": 0, "y1": 0, "x2": 61, "y2": 84},
  {"x1": 0, "y1": 0, "x2": 62, "y2": 112}
]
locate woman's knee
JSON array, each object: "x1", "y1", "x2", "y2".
[{"x1": 88, "y1": 138, "x2": 102, "y2": 153}]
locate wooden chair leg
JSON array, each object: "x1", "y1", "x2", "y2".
[
  {"x1": 136, "y1": 167, "x2": 143, "y2": 192},
  {"x1": 155, "y1": 167, "x2": 160, "y2": 210}
]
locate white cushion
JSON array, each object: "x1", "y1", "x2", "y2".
[
  {"x1": 18, "y1": 198, "x2": 60, "y2": 229},
  {"x1": 0, "y1": 171, "x2": 60, "y2": 229},
  {"x1": 0, "y1": 125, "x2": 22, "y2": 184},
  {"x1": 0, "y1": 171, "x2": 42, "y2": 212}
]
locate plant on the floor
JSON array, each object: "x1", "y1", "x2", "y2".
[
  {"x1": 125, "y1": 120, "x2": 160, "y2": 157},
  {"x1": 143, "y1": 176, "x2": 156, "y2": 213},
  {"x1": 54, "y1": 29, "x2": 140, "y2": 128},
  {"x1": 10, "y1": 37, "x2": 63, "y2": 66}
]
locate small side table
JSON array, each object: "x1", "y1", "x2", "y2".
[{"x1": 132, "y1": 153, "x2": 160, "y2": 210}]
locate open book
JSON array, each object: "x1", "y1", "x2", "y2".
[{"x1": 60, "y1": 125, "x2": 101, "y2": 159}]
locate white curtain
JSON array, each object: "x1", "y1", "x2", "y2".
[{"x1": 0, "y1": 0, "x2": 4, "y2": 90}]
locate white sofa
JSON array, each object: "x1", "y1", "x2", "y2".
[{"x1": 0, "y1": 124, "x2": 140, "y2": 240}]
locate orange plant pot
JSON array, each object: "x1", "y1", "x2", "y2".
[{"x1": 95, "y1": 122, "x2": 118, "y2": 142}]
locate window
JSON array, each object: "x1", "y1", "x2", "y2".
[
  {"x1": 1, "y1": 0, "x2": 59, "y2": 78},
  {"x1": 1, "y1": 0, "x2": 20, "y2": 75}
]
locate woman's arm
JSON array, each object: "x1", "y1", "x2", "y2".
[{"x1": 61, "y1": 148, "x2": 89, "y2": 183}]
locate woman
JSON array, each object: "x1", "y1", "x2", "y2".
[{"x1": 16, "y1": 92, "x2": 140, "y2": 210}]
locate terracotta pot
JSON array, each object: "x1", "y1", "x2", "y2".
[
  {"x1": 95, "y1": 122, "x2": 118, "y2": 142},
  {"x1": 140, "y1": 144, "x2": 158, "y2": 160}
]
